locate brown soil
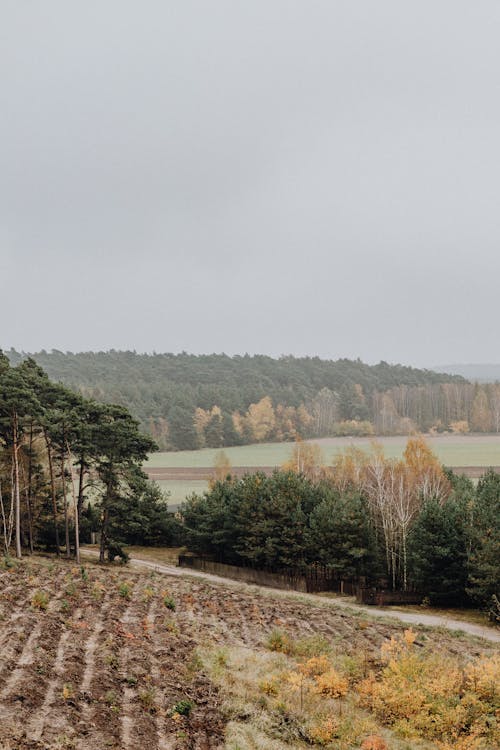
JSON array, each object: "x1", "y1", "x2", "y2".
[
  {"x1": 0, "y1": 557, "x2": 497, "y2": 749},
  {"x1": 0, "y1": 559, "x2": 225, "y2": 750}
]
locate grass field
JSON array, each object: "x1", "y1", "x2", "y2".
[
  {"x1": 146, "y1": 434, "x2": 500, "y2": 470},
  {"x1": 155, "y1": 479, "x2": 208, "y2": 508},
  {"x1": 149, "y1": 435, "x2": 500, "y2": 504}
]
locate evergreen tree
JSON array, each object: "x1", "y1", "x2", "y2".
[
  {"x1": 408, "y1": 498, "x2": 469, "y2": 605},
  {"x1": 205, "y1": 410, "x2": 224, "y2": 448},
  {"x1": 91, "y1": 403, "x2": 158, "y2": 561},
  {"x1": 181, "y1": 477, "x2": 241, "y2": 562},
  {"x1": 308, "y1": 489, "x2": 375, "y2": 579},
  {"x1": 167, "y1": 405, "x2": 199, "y2": 450},
  {"x1": 467, "y1": 470, "x2": 500, "y2": 609}
]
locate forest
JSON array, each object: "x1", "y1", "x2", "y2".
[
  {"x1": 181, "y1": 438, "x2": 499, "y2": 612},
  {"x1": 7, "y1": 349, "x2": 495, "y2": 451},
  {"x1": 0, "y1": 353, "x2": 176, "y2": 564}
]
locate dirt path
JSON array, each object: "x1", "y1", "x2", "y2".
[{"x1": 82, "y1": 549, "x2": 500, "y2": 644}]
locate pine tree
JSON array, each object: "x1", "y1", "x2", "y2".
[
  {"x1": 467, "y1": 470, "x2": 500, "y2": 608},
  {"x1": 408, "y1": 499, "x2": 469, "y2": 605}
]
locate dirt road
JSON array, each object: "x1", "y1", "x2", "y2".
[{"x1": 82, "y1": 549, "x2": 500, "y2": 644}]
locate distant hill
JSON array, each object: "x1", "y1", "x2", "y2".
[
  {"x1": 433, "y1": 364, "x2": 500, "y2": 383},
  {"x1": 5, "y1": 350, "x2": 465, "y2": 449}
]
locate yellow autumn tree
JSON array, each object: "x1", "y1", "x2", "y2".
[
  {"x1": 246, "y1": 396, "x2": 276, "y2": 442},
  {"x1": 193, "y1": 407, "x2": 211, "y2": 447},
  {"x1": 282, "y1": 438, "x2": 324, "y2": 481},
  {"x1": 210, "y1": 450, "x2": 232, "y2": 486},
  {"x1": 231, "y1": 410, "x2": 246, "y2": 438},
  {"x1": 403, "y1": 435, "x2": 451, "y2": 503},
  {"x1": 331, "y1": 445, "x2": 370, "y2": 492},
  {"x1": 274, "y1": 404, "x2": 299, "y2": 441}
]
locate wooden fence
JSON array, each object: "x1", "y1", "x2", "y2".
[
  {"x1": 178, "y1": 556, "x2": 421, "y2": 604},
  {"x1": 178, "y1": 556, "x2": 354, "y2": 594},
  {"x1": 356, "y1": 588, "x2": 422, "y2": 606}
]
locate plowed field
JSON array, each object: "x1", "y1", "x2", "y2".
[{"x1": 0, "y1": 558, "x2": 496, "y2": 750}]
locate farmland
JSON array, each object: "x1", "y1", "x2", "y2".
[
  {"x1": 146, "y1": 434, "x2": 500, "y2": 469},
  {"x1": 0, "y1": 556, "x2": 498, "y2": 750},
  {"x1": 146, "y1": 434, "x2": 500, "y2": 504}
]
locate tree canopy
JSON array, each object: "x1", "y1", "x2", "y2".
[{"x1": 5, "y1": 350, "x2": 471, "y2": 450}]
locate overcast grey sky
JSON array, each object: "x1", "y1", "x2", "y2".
[{"x1": 1, "y1": 1, "x2": 499, "y2": 366}]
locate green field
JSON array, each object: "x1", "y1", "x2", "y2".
[
  {"x1": 156, "y1": 479, "x2": 208, "y2": 508},
  {"x1": 147, "y1": 434, "x2": 500, "y2": 470},
  {"x1": 149, "y1": 434, "x2": 500, "y2": 506}
]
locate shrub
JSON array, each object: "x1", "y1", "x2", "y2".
[
  {"x1": 172, "y1": 699, "x2": 193, "y2": 717},
  {"x1": 266, "y1": 629, "x2": 293, "y2": 654},
  {"x1": 139, "y1": 688, "x2": 157, "y2": 713},
  {"x1": 118, "y1": 582, "x2": 132, "y2": 599},
  {"x1": 361, "y1": 736, "x2": 388, "y2": 750},
  {"x1": 107, "y1": 542, "x2": 129, "y2": 564},
  {"x1": 163, "y1": 595, "x2": 176, "y2": 611},
  {"x1": 308, "y1": 717, "x2": 340, "y2": 744},
  {"x1": 31, "y1": 590, "x2": 49, "y2": 611},
  {"x1": 62, "y1": 683, "x2": 74, "y2": 701},
  {"x1": 314, "y1": 668, "x2": 349, "y2": 699},
  {"x1": 358, "y1": 631, "x2": 500, "y2": 746}
]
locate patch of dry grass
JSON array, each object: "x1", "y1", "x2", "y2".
[
  {"x1": 391, "y1": 605, "x2": 493, "y2": 629},
  {"x1": 201, "y1": 628, "x2": 500, "y2": 750}
]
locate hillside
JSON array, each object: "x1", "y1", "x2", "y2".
[
  {"x1": 0, "y1": 556, "x2": 497, "y2": 750},
  {"x1": 5, "y1": 350, "x2": 464, "y2": 449}
]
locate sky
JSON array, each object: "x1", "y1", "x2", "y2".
[{"x1": 1, "y1": 1, "x2": 500, "y2": 368}]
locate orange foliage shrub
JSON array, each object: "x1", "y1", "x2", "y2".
[
  {"x1": 308, "y1": 717, "x2": 340, "y2": 744},
  {"x1": 360, "y1": 736, "x2": 388, "y2": 750},
  {"x1": 358, "y1": 631, "x2": 500, "y2": 747},
  {"x1": 298, "y1": 655, "x2": 330, "y2": 677},
  {"x1": 314, "y1": 669, "x2": 349, "y2": 699}
]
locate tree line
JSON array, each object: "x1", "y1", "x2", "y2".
[
  {"x1": 6, "y1": 350, "x2": 473, "y2": 449},
  {"x1": 180, "y1": 437, "x2": 499, "y2": 610},
  {"x1": 0, "y1": 353, "x2": 177, "y2": 563}
]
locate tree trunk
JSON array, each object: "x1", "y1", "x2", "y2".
[
  {"x1": 61, "y1": 448, "x2": 70, "y2": 558},
  {"x1": 402, "y1": 525, "x2": 408, "y2": 592},
  {"x1": 25, "y1": 421, "x2": 34, "y2": 553},
  {"x1": 44, "y1": 429, "x2": 60, "y2": 556},
  {"x1": 99, "y1": 473, "x2": 113, "y2": 563},
  {"x1": 20, "y1": 462, "x2": 34, "y2": 555},
  {"x1": 77, "y1": 456, "x2": 85, "y2": 524},
  {"x1": 13, "y1": 411, "x2": 22, "y2": 559},
  {"x1": 67, "y1": 444, "x2": 80, "y2": 564},
  {"x1": 99, "y1": 506, "x2": 108, "y2": 563},
  {"x1": 0, "y1": 479, "x2": 14, "y2": 555}
]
